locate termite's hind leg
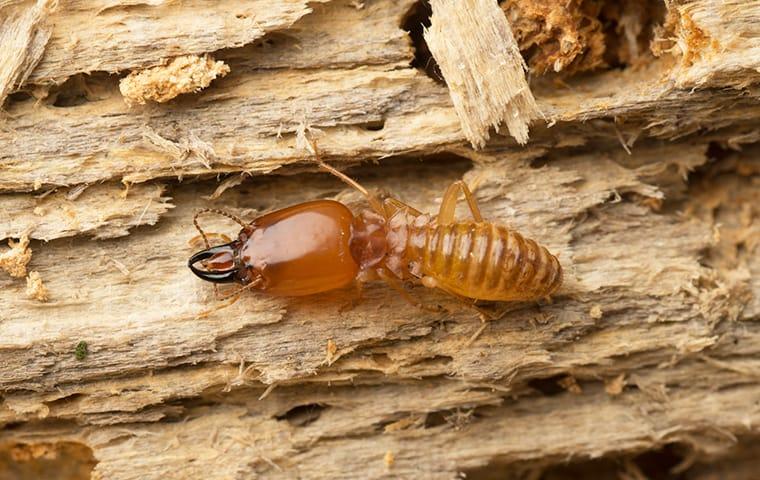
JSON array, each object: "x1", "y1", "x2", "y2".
[
  {"x1": 422, "y1": 275, "x2": 501, "y2": 321},
  {"x1": 304, "y1": 138, "x2": 386, "y2": 216},
  {"x1": 437, "y1": 180, "x2": 484, "y2": 225}
]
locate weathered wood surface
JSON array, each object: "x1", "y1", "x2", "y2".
[{"x1": 0, "y1": 0, "x2": 759, "y2": 479}]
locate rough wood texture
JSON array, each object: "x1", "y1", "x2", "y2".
[
  {"x1": 0, "y1": 0, "x2": 758, "y2": 479},
  {"x1": 19, "y1": 0, "x2": 326, "y2": 87},
  {"x1": 0, "y1": 0, "x2": 53, "y2": 105}
]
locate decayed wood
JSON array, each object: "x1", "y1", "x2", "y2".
[
  {"x1": 18, "y1": 0, "x2": 326, "y2": 87},
  {"x1": 0, "y1": 182, "x2": 172, "y2": 241},
  {"x1": 0, "y1": 0, "x2": 54, "y2": 105},
  {"x1": 1, "y1": 0, "x2": 759, "y2": 478},
  {"x1": 1, "y1": 0, "x2": 760, "y2": 193}
]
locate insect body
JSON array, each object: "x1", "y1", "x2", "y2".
[{"x1": 189, "y1": 145, "x2": 562, "y2": 305}]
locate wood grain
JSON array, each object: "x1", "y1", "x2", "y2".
[{"x1": 0, "y1": 0, "x2": 758, "y2": 478}]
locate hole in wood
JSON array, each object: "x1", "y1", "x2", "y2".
[
  {"x1": 276, "y1": 403, "x2": 326, "y2": 427},
  {"x1": 461, "y1": 442, "x2": 690, "y2": 479},
  {"x1": 359, "y1": 119, "x2": 386, "y2": 132},
  {"x1": 401, "y1": 0, "x2": 445, "y2": 84},
  {"x1": 403, "y1": 0, "x2": 668, "y2": 84},
  {"x1": 527, "y1": 375, "x2": 566, "y2": 396},
  {"x1": 0, "y1": 441, "x2": 97, "y2": 480},
  {"x1": 503, "y1": 0, "x2": 668, "y2": 76}
]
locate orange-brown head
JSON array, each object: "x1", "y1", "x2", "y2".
[{"x1": 189, "y1": 200, "x2": 367, "y2": 296}]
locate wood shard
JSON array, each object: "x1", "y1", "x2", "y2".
[
  {"x1": 25, "y1": 270, "x2": 48, "y2": 302},
  {"x1": 120, "y1": 55, "x2": 230, "y2": 106},
  {"x1": 424, "y1": 0, "x2": 539, "y2": 147},
  {"x1": 0, "y1": 0, "x2": 55, "y2": 105}
]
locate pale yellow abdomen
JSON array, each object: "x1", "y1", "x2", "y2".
[{"x1": 407, "y1": 222, "x2": 562, "y2": 301}]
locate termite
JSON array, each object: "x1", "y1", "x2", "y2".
[{"x1": 188, "y1": 142, "x2": 562, "y2": 307}]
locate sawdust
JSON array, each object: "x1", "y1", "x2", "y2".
[
  {"x1": 605, "y1": 374, "x2": 626, "y2": 396},
  {"x1": 0, "y1": 235, "x2": 31, "y2": 278},
  {"x1": 503, "y1": 0, "x2": 663, "y2": 76},
  {"x1": 384, "y1": 450, "x2": 394, "y2": 469},
  {"x1": 119, "y1": 54, "x2": 230, "y2": 106},
  {"x1": 558, "y1": 376, "x2": 583, "y2": 394},
  {"x1": 25, "y1": 271, "x2": 48, "y2": 302}
]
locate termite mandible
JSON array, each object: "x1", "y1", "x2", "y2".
[{"x1": 188, "y1": 141, "x2": 563, "y2": 308}]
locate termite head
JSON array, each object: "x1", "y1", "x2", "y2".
[{"x1": 188, "y1": 241, "x2": 242, "y2": 284}]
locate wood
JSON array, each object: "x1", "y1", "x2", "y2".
[
  {"x1": 425, "y1": 0, "x2": 539, "y2": 146},
  {"x1": 0, "y1": 0, "x2": 758, "y2": 479}
]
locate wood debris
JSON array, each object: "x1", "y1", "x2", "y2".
[
  {"x1": 0, "y1": 0, "x2": 55, "y2": 105},
  {"x1": 424, "y1": 0, "x2": 539, "y2": 147},
  {"x1": 25, "y1": 270, "x2": 48, "y2": 302},
  {"x1": 605, "y1": 374, "x2": 626, "y2": 396},
  {"x1": 119, "y1": 55, "x2": 230, "y2": 106},
  {"x1": 558, "y1": 375, "x2": 583, "y2": 395},
  {"x1": 0, "y1": 235, "x2": 31, "y2": 278}
]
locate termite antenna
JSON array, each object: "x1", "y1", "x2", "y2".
[
  {"x1": 305, "y1": 138, "x2": 385, "y2": 215},
  {"x1": 193, "y1": 208, "x2": 248, "y2": 249}
]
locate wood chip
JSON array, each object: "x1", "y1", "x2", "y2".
[
  {"x1": 120, "y1": 55, "x2": 230, "y2": 106},
  {"x1": 0, "y1": 235, "x2": 31, "y2": 278},
  {"x1": 25, "y1": 270, "x2": 48, "y2": 302}
]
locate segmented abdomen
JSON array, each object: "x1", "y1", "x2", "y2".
[{"x1": 407, "y1": 222, "x2": 562, "y2": 301}]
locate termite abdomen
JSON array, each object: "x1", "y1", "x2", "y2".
[{"x1": 409, "y1": 223, "x2": 562, "y2": 302}]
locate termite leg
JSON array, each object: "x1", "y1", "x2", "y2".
[
  {"x1": 305, "y1": 138, "x2": 386, "y2": 216},
  {"x1": 382, "y1": 197, "x2": 423, "y2": 218},
  {"x1": 377, "y1": 268, "x2": 444, "y2": 313},
  {"x1": 422, "y1": 275, "x2": 500, "y2": 321},
  {"x1": 195, "y1": 278, "x2": 263, "y2": 318},
  {"x1": 437, "y1": 180, "x2": 484, "y2": 225},
  {"x1": 338, "y1": 281, "x2": 365, "y2": 314}
]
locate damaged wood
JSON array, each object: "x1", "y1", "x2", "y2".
[
  {"x1": 0, "y1": 0, "x2": 54, "y2": 105},
  {"x1": 18, "y1": 0, "x2": 328, "y2": 88},
  {"x1": 0, "y1": 182, "x2": 173, "y2": 241},
  {"x1": 0, "y1": 0, "x2": 758, "y2": 479}
]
